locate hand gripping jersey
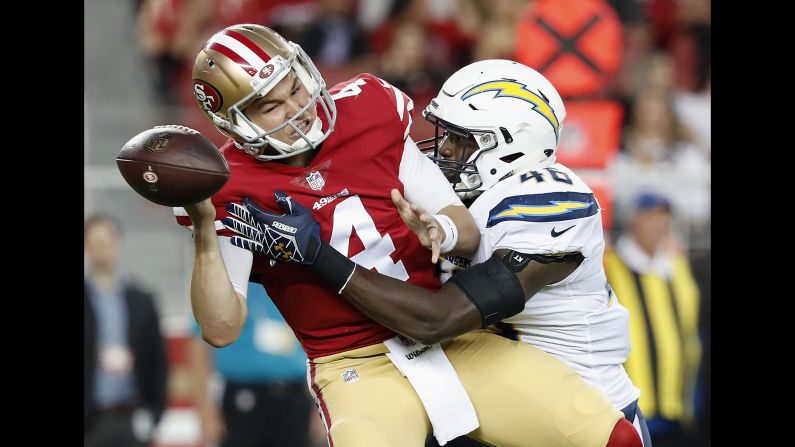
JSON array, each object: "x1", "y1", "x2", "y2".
[
  {"x1": 177, "y1": 74, "x2": 441, "y2": 359},
  {"x1": 456, "y1": 163, "x2": 641, "y2": 410}
]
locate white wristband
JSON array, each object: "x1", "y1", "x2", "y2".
[{"x1": 433, "y1": 214, "x2": 459, "y2": 254}]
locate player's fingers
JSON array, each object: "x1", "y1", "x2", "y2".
[
  {"x1": 391, "y1": 188, "x2": 412, "y2": 214},
  {"x1": 244, "y1": 197, "x2": 281, "y2": 223},
  {"x1": 392, "y1": 190, "x2": 422, "y2": 229},
  {"x1": 227, "y1": 202, "x2": 252, "y2": 225},
  {"x1": 430, "y1": 231, "x2": 440, "y2": 264},
  {"x1": 230, "y1": 236, "x2": 263, "y2": 253},
  {"x1": 419, "y1": 213, "x2": 438, "y2": 231},
  {"x1": 419, "y1": 213, "x2": 442, "y2": 262},
  {"x1": 410, "y1": 202, "x2": 429, "y2": 217},
  {"x1": 222, "y1": 217, "x2": 260, "y2": 240}
]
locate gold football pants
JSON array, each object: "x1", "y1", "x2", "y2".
[{"x1": 308, "y1": 330, "x2": 622, "y2": 447}]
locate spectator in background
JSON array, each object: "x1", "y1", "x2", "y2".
[
  {"x1": 465, "y1": 0, "x2": 529, "y2": 61},
  {"x1": 646, "y1": 0, "x2": 710, "y2": 94},
  {"x1": 606, "y1": 0, "x2": 655, "y2": 106},
  {"x1": 604, "y1": 192, "x2": 707, "y2": 447},
  {"x1": 609, "y1": 57, "x2": 709, "y2": 227},
  {"x1": 188, "y1": 282, "x2": 321, "y2": 447},
  {"x1": 376, "y1": 21, "x2": 448, "y2": 141},
  {"x1": 645, "y1": 0, "x2": 710, "y2": 157},
  {"x1": 672, "y1": 71, "x2": 709, "y2": 161},
  {"x1": 85, "y1": 214, "x2": 169, "y2": 447},
  {"x1": 137, "y1": 0, "x2": 214, "y2": 112},
  {"x1": 370, "y1": 0, "x2": 468, "y2": 73},
  {"x1": 291, "y1": 0, "x2": 370, "y2": 69},
  {"x1": 371, "y1": 0, "x2": 470, "y2": 141}
]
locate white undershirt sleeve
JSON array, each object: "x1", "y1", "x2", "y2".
[
  {"x1": 398, "y1": 137, "x2": 464, "y2": 214},
  {"x1": 218, "y1": 236, "x2": 254, "y2": 299}
]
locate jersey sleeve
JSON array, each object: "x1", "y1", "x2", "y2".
[
  {"x1": 385, "y1": 79, "x2": 415, "y2": 141},
  {"x1": 336, "y1": 73, "x2": 414, "y2": 141},
  {"x1": 484, "y1": 191, "x2": 602, "y2": 255},
  {"x1": 370, "y1": 75, "x2": 414, "y2": 141},
  {"x1": 172, "y1": 207, "x2": 253, "y2": 299},
  {"x1": 172, "y1": 205, "x2": 232, "y2": 236},
  {"x1": 219, "y1": 236, "x2": 254, "y2": 299},
  {"x1": 399, "y1": 136, "x2": 463, "y2": 214}
]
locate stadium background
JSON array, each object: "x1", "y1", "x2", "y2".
[{"x1": 84, "y1": 0, "x2": 710, "y2": 445}]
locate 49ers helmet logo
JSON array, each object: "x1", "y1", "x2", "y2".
[
  {"x1": 193, "y1": 80, "x2": 223, "y2": 113},
  {"x1": 259, "y1": 64, "x2": 275, "y2": 79}
]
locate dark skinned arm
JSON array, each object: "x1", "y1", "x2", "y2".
[
  {"x1": 338, "y1": 248, "x2": 581, "y2": 345},
  {"x1": 222, "y1": 193, "x2": 580, "y2": 345}
]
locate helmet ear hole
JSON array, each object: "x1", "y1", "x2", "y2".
[
  {"x1": 499, "y1": 152, "x2": 524, "y2": 163},
  {"x1": 499, "y1": 127, "x2": 513, "y2": 143}
]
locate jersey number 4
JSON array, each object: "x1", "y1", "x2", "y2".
[{"x1": 328, "y1": 196, "x2": 410, "y2": 281}]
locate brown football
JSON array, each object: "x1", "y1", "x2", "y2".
[{"x1": 116, "y1": 125, "x2": 230, "y2": 207}]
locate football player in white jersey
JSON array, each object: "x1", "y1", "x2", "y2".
[
  {"x1": 224, "y1": 60, "x2": 647, "y2": 447},
  {"x1": 420, "y1": 60, "x2": 650, "y2": 445}
]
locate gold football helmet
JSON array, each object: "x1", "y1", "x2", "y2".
[{"x1": 192, "y1": 24, "x2": 337, "y2": 160}]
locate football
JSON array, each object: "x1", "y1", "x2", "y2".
[{"x1": 116, "y1": 125, "x2": 230, "y2": 207}]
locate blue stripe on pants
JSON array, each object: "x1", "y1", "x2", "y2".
[{"x1": 621, "y1": 400, "x2": 653, "y2": 447}]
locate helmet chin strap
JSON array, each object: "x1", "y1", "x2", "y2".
[
  {"x1": 236, "y1": 116, "x2": 324, "y2": 159},
  {"x1": 263, "y1": 116, "x2": 323, "y2": 153},
  {"x1": 456, "y1": 188, "x2": 482, "y2": 200},
  {"x1": 454, "y1": 172, "x2": 484, "y2": 200}
]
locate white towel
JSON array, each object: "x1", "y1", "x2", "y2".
[{"x1": 384, "y1": 335, "x2": 479, "y2": 445}]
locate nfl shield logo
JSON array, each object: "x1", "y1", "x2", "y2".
[
  {"x1": 342, "y1": 368, "x2": 359, "y2": 384},
  {"x1": 306, "y1": 171, "x2": 325, "y2": 190},
  {"x1": 145, "y1": 133, "x2": 172, "y2": 152}
]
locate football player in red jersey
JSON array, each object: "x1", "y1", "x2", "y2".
[
  {"x1": 225, "y1": 59, "x2": 648, "y2": 447},
  {"x1": 178, "y1": 24, "x2": 633, "y2": 447}
]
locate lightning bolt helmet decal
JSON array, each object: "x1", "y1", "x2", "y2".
[{"x1": 461, "y1": 80, "x2": 561, "y2": 142}]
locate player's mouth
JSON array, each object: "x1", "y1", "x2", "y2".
[
  {"x1": 291, "y1": 118, "x2": 312, "y2": 137},
  {"x1": 443, "y1": 169, "x2": 459, "y2": 182},
  {"x1": 437, "y1": 159, "x2": 460, "y2": 181}
]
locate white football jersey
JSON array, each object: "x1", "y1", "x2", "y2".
[{"x1": 454, "y1": 163, "x2": 640, "y2": 410}]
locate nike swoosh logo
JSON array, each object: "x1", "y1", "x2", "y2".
[{"x1": 551, "y1": 225, "x2": 576, "y2": 237}]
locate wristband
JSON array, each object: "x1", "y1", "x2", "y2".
[
  {"x1": 309, "y1": 242, "x2": 357, "y2": 294},
  {"x1": 433, "y1": 214, "x2": 459, "y2": 254}
]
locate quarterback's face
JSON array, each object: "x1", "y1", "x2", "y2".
[
  {"x1": 244, "y1": 70, "x2": 317, "y2": 147},
  {"x1": 438, "y1": 132, "x2": 479, "y2": 181}
]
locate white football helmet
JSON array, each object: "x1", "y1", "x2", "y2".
[
  {"x1": 192, "y1": 24, "x2": 337, "y2": 160},
  {"x1": 420, "y1": 59, "x2": 566, "y2": 196}
]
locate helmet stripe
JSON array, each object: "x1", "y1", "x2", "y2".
[
  {"x1": 225, "y1": 30, "x2": 273, "y2": 65},
  {"x1": 207, "y1": 31, "x2": 272, "y2": 77},
  {"x1": 207, "y1": 41, "x2": 258, "y2": 76}
]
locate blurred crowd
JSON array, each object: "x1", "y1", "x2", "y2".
[
  {"x1": 133, "y1": 0, "x2": 710, "y2": 240},
  {"x1": 89, "y1": 0, "x2": 710, "y2": 446}
]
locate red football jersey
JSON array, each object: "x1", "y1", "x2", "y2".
[{"x1": 177, "y1": 74, "x2": 441, "y2": 359}]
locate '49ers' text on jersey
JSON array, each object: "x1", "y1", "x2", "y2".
[{"x1": 176, "y1": 74, "x2": 440, "y2": 359}]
